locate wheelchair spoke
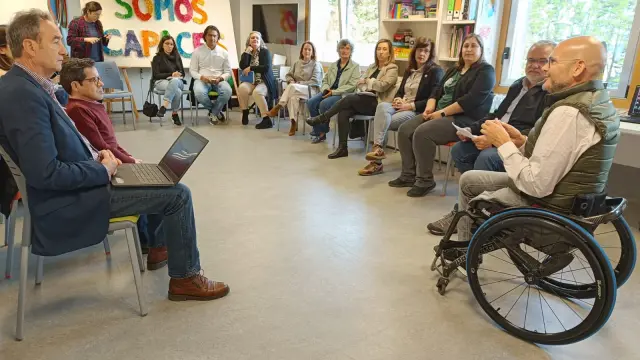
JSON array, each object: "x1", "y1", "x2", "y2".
[
  {"x1": 537, "y1": 288, "x2": 547, "y2": 334},
  {"x1": 479, "y1": 268, "x2": 524, "y2": 278},
  {"x1": 505, "y1": 284, "x2": 529, "y2": 320},
  {"x1": 489, "y1": 282, "x2": 527, "y2": 305},
  {"x1": 486, "y1": 253, "x2": 516, "y2": 266},
  {"x1": 539, "y1": 290, "x2": 567, "y2": 331},
  {"x1": 572, "y1": 257, "x2": 595, "y2": 283},
  {"x1": 479, "y1": 275, "x2": 524, "y2": 286},
  {"x1": 524, "y1": 286, "x2": 531, "y2": 329}
]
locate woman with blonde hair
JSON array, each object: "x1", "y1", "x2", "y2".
[
  {"x1": 266, "y1": 41, "x2": 323, "y2": 135},
  {"x1": 238, "y1": 31, "x2": 277, "y2": 129},
  {"x1": 307, "y1": 39, "x2": 399, "y2": 159}
]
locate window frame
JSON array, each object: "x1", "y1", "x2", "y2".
[
  {"x1": 499, "y1": 0, "x2": 640, "y2": 99},
  {"x1": 309, "y1": 0, "x2": 380, "y2": 65}
]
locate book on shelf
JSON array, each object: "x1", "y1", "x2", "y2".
[
  {"x1": 448, "y1": 25, "x2": 473, "y2": 58},
  {"x1": 445, "y1": 0, "x2": 478, "y2": 21},
  {"x1": 388, "y1": 1, "x2": 436, "y2": 19}
]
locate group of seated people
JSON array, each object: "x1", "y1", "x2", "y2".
[{"x1": 0, "y1": 9, "x2": 620, "y2": 305}]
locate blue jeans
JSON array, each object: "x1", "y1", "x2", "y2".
[
  {"x1": 307, "y1": 93, "x2": 341, "y2": 134},
  {"x1": 451, "y1": 141, "x2": 505, "y2": 174},
  {"x1": 109, "y1": 183, "x2": 200, "y2": 279},
  {"x1": 154, "y1": 78, "x2": 184, "y2": 112},
  {"x1": 194, "y1": 79, "x2": 232, "y2": 116}
]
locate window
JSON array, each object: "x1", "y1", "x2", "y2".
[
  {"x1": 500, "y1": 0, "x2": 640, "y2": 98},
  {"x1": 309, "y1": 0, "x2": 379, "y2": 66}
]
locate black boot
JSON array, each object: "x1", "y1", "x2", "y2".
[
  {"x1": 306, "y1": 113, "x2": 329, "y2": 127},
  {"x1": 255, "y1": 116, "x2": 273, "y2": 129},
  {"x1": 328, "y1": 146, "x2": 348, "y2": 159},
  {"x1": 242, "y1": 109, "x2": 249, "y2": 125}
]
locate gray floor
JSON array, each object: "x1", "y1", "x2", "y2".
[{"x1": 1, "y1": 112, "x2": 639, "y2": 360}]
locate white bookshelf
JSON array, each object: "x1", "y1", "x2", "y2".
[
  {"x1": 382, "y1": 18, "x2": 439, "y2": 23},
  {"x1": 380, "y1": 0, "x2": 503, "y2": 74},
  {"x1": 442, "y1": 20, "x2": 476, "y2": 25}
]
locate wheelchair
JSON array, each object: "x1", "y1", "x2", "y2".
[{"x1": 430, "y1": 195, "x2": 636, "y2": 346}]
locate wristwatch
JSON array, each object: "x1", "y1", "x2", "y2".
[{"x1": 440, "y1": 111, "x2": 446, "y2": 118}]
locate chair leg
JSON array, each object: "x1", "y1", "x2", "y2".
[
  {"x1": 5, "y1": 209, "x2": 17, "y2": 278},
  {"x1": 103, "y1": 237, "x2": 111, "y2": 255},
  {"x1": 15, "y1": 243, "x2": 29, "y2": 341},
  {"x1": 131, "y1": 96, "x2": 137, "y2": 130},
  {"x1": 131, "y1": 225, "x2": 145, "y2": 272},
  {"x1": 332, "y1": 117, "x2": 337, "y2": 148},
  {"x1": 35, "y1": 256, "x2": 43, "y2": 285},
  {"x1": 394, "y1": 131, "x2": 399, "y2": 153},
  {"x1": 122, "y1": 97, "x2": 126, "y2": 125},
  {"x1": 437, "y1": 146, "x2": 442, "y2": 171},
  {"x1": 442, "y1": 149, "x2": 454, "y2": 197},
  {"x1": 181, "y1": 97, "x2": 184, "y2": 123},
  {"x1": 125, "y1": 228, "x2": 148, "y2": 316}
]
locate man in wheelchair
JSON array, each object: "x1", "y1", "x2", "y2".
[
  {"x1": 428, "y1": 36, "x2": 636, "y2": 345},
  {"x1": 432, "y1": 35, "x2": 619, "y2": 249}
]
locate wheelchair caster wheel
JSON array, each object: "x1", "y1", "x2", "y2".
[{"x1": 436, "y1": 277, "x2": 449, "y2": 295}]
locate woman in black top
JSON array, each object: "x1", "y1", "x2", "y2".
[
  {"x1": 151, "y1": 35, "x2": 185, "y2": 125},
  {"x1": 391, "y1": 33, "x2": 496, "y2": 197},
  {"x1": 359, "y1": 37, "x2": 444, "y2": 176},
  {"x1": 238, "y1": 31, "x2": 277, "y2": 129}
]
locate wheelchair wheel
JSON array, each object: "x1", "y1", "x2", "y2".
[
  {"x1": 539, "y1": 216, "x2": 636, "y2": 299},
  {"x1": 466, "y1": 209, "x2": 617, "y2": 345}
]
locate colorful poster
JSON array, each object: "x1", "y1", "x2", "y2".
[{"x1": 79, "y1": 0, "x2": 238, "y2": 68}]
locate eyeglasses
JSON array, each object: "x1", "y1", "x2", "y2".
[
  {"x1": 526, "y1": 58, "x2": 549, "y2": 66},
  {"x1": 81, "y1": 76, "x2": 102, "y2": 85}
]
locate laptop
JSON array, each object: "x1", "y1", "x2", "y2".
[
  {"x1": 620, "y1": 85, "x2": 640, "y2": 124},
  {"x1": 111, "y1": 128, "x2": 209, "y2": 187}
]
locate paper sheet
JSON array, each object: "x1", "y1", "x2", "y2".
[{"x1": 452, "y1": 123, "x2": 477, "y2": 139}]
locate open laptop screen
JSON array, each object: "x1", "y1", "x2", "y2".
[{"x1": 159, "y1": 128, "x2": 209, "y2": 182}]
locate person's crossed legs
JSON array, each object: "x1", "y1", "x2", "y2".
[{"x1": 109, "y1": 183, "x2": 229, "y2": 301}]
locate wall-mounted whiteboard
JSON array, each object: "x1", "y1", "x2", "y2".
[{"x1": 79, "y1": 0, "x2": 238, "y2": 68}]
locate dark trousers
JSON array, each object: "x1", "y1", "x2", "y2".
[{"x1": 322, "y1": 94, "x2": 378, "y2": 147}]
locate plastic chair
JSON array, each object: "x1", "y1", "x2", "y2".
[
  {"x1": 332, "y1": 115, "x2": 375, "y2": 155},
  {"x1": 275, "y1": 81, "x2": 320, "y2": 135},
  {"x1": 150, "y1": 77, "x2": 193, "y2": 126},
  {"x1": 437, "y1": 142, "x2": 457, "y2": 196},
  {"x1": 190, "y1": 76, "x2": 235, "y2": 125},
  {"x1": 3, "y1": 194, "x2": 20, "y2": 279},
  {"x1": 0, "y1": 145, "x2": 147, "y2": 341},
  {"x1": 94, "y1": 61, "x2": 136, "y2": 129}
]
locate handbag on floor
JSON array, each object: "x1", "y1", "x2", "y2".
[{"x1": 142, "y1": 87, "x2": 158, "y2": 118}]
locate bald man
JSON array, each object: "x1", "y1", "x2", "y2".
[{"x1": 431, "y1": 36, "x2": 619, "y2": 243}]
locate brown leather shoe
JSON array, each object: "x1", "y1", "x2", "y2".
[
  {"x1": 266, "y1": 104, "x2": 282, "y2": 117},
  {"x1": 168, "y1": 272, "x2": 230, "y2": 301},
  {"x1": 288, "y1": 119, "x2": 297, "y2": 136},
  {"x1": 147, "y1": 246, "x2": 167, "y2": 270}
]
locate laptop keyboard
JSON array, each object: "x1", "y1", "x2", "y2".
[{"x1": 131, "y1": 164, "x2": 169, "y2": 184}]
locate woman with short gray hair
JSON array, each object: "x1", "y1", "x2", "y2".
[{"x1": 306, "y1": 39, "x2": 360, "y2": 143}]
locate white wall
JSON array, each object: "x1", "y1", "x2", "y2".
[{"x1": 0, "y1": 0, "x2": 49, "y2": 24}]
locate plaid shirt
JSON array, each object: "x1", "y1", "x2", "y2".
[
  {"x1": 67, "y1": 17, "x2": 108, "y2": 61},
  {"x1": 14, "y1": 62, "x2": 99, "y2": 160}
]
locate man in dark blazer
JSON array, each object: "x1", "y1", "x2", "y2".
[{"x1": 0, "y1": 9, "x2": 229, "y2": 301}]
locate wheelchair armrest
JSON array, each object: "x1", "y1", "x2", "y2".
[{"x1": 582, "y1": 197, "x2": 627, "y2": 225}]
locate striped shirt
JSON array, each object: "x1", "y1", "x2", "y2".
[{"x1": 14, "y1": 62, "x2": 99, "y2": 161}]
